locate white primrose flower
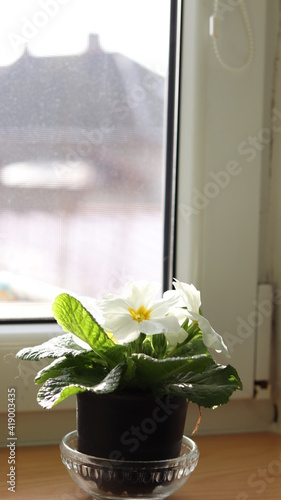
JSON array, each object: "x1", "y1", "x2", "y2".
[
  {"x1": 164, "y1": 326, "x2": 189, "y2": 346},
  {"x1": 168, "y1": 279, "x2": 230, "y2": 358},
  {"x1": 97, "y1": 280, "x2": 181, "y2": 344}
]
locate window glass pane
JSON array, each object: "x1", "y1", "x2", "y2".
[{"x1": 0, "y1": 0, "x2": 171, "y2": 319}]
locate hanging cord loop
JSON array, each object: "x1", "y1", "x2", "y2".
[{"x1": 210, "y1": 0, "x2": 254, "y2": 72}]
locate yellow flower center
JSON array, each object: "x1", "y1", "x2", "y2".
[{"x1": 129, "y1": 305, "x2": 151, "y2": 323}]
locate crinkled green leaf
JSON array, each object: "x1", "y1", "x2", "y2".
[
  {"x1": 52, "y1": 294, "x2": 117, "y2": 365},
  {"x1": 161, "y1": 364, "x2": 243, "y2": 407},
  {"x1": 37, "y1": 364, "x2": 123, "y2": 409},
  {"x1": 16, "y1": 333, "x2": 88, "y2": 361},
  {"x1": 130, "y1": 353, "x2": 214, "y2": 389},
  {"x1": 92, "y1": 363, "x2": 124, "y2": 394},
  {"x1": 34, "y1": 352, "x2": 106, "y2": 384}
]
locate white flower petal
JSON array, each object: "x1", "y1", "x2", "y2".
[
  {"x1": 173, "y1": 279, "x2": 201, "y2": 312},
  {"x1": 118, "y1": 330, "x2": 141, "y2": 344},
  {"x1": 140, "y1": 314, "x2": 181, "y2": 335},
  {"x1": 98, "y1": 296, "x2": 131, "y2": 314},
  {"x1": 139, "y1": 319, "x2": 164, "y2": 335},
  {"x1": 103, "y1": 313, "x2": 138, "y2": 341},
  {"x1": 159, "y1": 314, "x2": 183, "y2": 332},
  {"x1": 186, "y1": 310, "x2": 230, "y2": 358},
  {"x1": 168, "y1": 306, "x2": 190, "y2": 325},
  {"x1": 165, "y1": 327, "x2": 189, "y2": 346},
  {"x1": 122, "y1": 281, "x2": 160, "y2": 309},
  {"x1": 163, "y1": 289, "x2": 183, "y2": 305},
  {"x1": 151, "y1": 293, "x2": 181, "y2": 317},
  {"x1": 98, "y1": 281, "x2": 182, "y2": 341}
]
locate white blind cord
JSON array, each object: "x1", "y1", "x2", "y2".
[{"x1": 210, "y1": 0, "x2": 254, "y2": 72}]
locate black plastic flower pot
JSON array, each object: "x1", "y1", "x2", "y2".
[{"x1": 76, "y1": 391, "x2": 188, "y2": 461}]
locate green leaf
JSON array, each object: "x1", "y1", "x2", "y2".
[
  {"x1": 34, "y1": 352, "x2": 106, "y2": 384},
  {"x1": 103, "y1": 344, "x2": 128, "y2": 365},
  {"x1": 16, "y1": 333, "x2": 88, "y2": 361},
  {"x1": 130, "y1": 353, "x2": 214, "y2": 389},
  {"x1": 37, "y1": 364, "x2": 124, "y2": 409},
  {"x1": 93, "y1": 363, "x2": 124, "y2": 394},
  {"x1": 162, "y1": 364, "x2": 243, "y2": 407},
  {"x1": 52, "y1": 293, "x2": 116, "y2": 364},
  {"x1": 117, "y1": 357, "x2": 136, "y2": 389}
]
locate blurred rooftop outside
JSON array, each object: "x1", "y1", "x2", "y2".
[{"x1": 0, "y1": 32, "x2": 168, "y2": 317}]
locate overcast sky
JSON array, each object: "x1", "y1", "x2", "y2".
[{"x1": 0, "y1": 0, "x2": 170, "y2": 74}]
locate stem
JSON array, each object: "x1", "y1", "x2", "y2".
[
  {"x1": 138, "y1": 333, "x2": 146, "y2": 353},
  {"x1": 127, "y1": 333, "x2": 146, "y2": 356},
  {"x1": 166, "y1": 343, "x2": 180, "y2": 358}
]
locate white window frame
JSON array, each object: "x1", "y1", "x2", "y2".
[
  {"x1": 175, "y1": 0, "x2": 278, "y2": 433},
  {"x1": 0, "y1": 0, "x2": 279, "y2": 445}
]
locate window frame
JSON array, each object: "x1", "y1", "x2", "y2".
[
  {"x1": 163, "y1": 0, "x2": 182, "y2": 291},
  {"x1": 174, "y1": 0, "x2": 276, "y2": 430}
]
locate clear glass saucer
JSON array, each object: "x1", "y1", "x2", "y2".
[{"x1": 60, "y1": 430, "x2": 199, "y2": 500}]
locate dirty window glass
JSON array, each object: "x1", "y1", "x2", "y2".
[{"x1": 0, "y1": 0, "x2": 171, "y2": 319}]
